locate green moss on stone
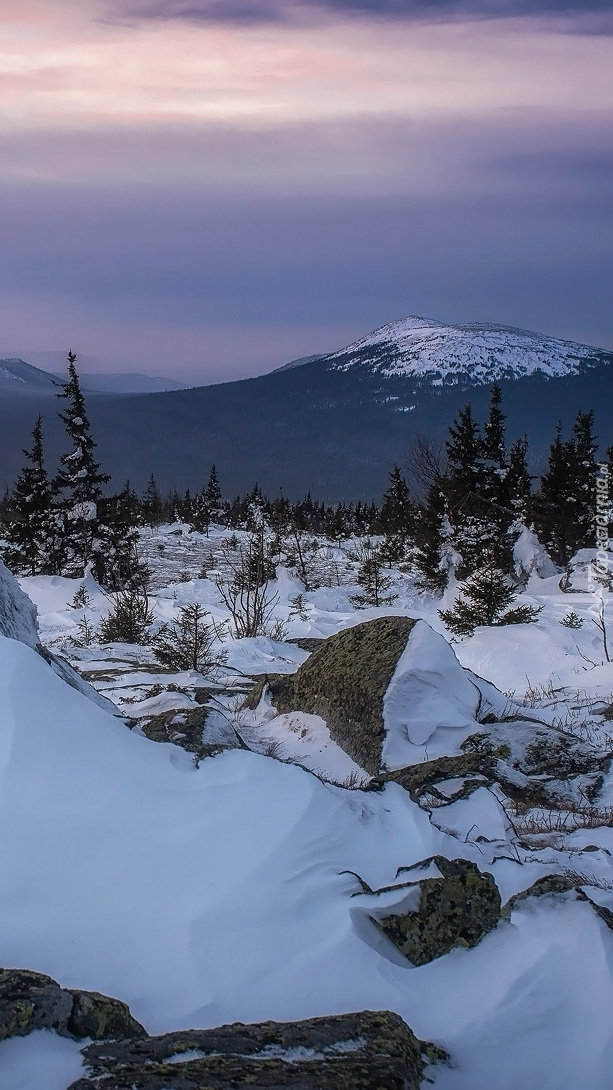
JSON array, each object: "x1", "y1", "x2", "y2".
[
  {"x1": 375, "y1": 858, "x2": 501, "y2": 966},
  {"x1": 246, "y1": 617, "x2": 416, "y2": 775}
]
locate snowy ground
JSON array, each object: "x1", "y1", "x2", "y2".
[{"x1": 3, "y1": 525, "x2": 613, "y2": 1089}]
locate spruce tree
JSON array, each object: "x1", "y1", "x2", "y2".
[
  {"x1": 205, "y1": 465, "x2": 223, "y2": 523},
  {"x1": 95, "y1": 482, "x2": 145, "y2": 590},
  {"x1": 54, "y1": 351, "x2": 110, "y2": 576},
  {"x1": 534, "y1": 411, "x2": 598, "y2": 566},
  {"x1": 439, "y1": 563, "x2": 542, "y2": 636},
  {"x1": 378, "y1": 464, "x2": 417, "y2": 563},
  {"x1": 569, "y1": 409, "x2": 598, "y2": 549},
  {"x1": 413, "y1": 478, "x2": 454, "y2": 593},
  {"x1": 351, "y1": 541, "x2": 397, "y2": 608},
  {"x1": 505, "y1": 436, "x2": 533, "y2": 522},
  {"x1": 151, "y1": 603, "x2": 226, "y2": 674},
  {"x1": 4, "y1": 416, "x2": 58, "y2": 575},
  {"x1": 190, "y1": 487, "x2": 211, "y2": 534},
  {"x1": 445, "y1": 401, "x2": 507, "y2": 579},
  {"x1": 141, "y1": 474, "x2": 164, "y2": 526},
  {"x1": 483, "y1": 383, "x2": 505, "y2": 466}
]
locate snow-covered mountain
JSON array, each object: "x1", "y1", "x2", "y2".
[
  {"x1": 328, "y1": 315, "x2": 610, "y2": 386},
  {"x1": 1, "y1": 317, "x2": 612, "y2": 498}
]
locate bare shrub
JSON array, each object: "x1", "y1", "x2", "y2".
[
  {"x1": 214, "y1": 532, "x2": 279, "y2": 638},
  {"x1": 509, "y1": 798, "x2": 613, "y2": 838},
  {"x1": 405, "y1": 434, "x2": 447, "y2": 501},
  {"x1": 261, "y1": 738, "x2": 284, "y2": 759}
]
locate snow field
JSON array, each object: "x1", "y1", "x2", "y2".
[{"x1": 4, "y1": 526, "x2": 613, "y2": 1088}]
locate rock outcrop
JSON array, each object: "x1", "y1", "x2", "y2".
[
  {"x1": 0, "y1": 966, "x2": 445, "y2": 1090},
  {"x1": 356, "y1": 857, "x2": 502, "y2": 966},
  {"x1": 69, "y1": 1009, "x2": 444, "y2": 1090},
  {"x1": 0, "y1": 557, "x2": 120, "y2": 717},
  {"x1": 0, "y1": 558, "x2": 39, "y2": 649},
  {"x1": 0, "y1": 967, "x2": 145, "y2": 1043}
]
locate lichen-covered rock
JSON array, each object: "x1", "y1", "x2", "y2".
[
  {"x1": 67, "y1": 988, "x2": 147, "y2": 1041},
  {"x1": 387, "y1": 752, "x2": 492, "y2": 800},
  {"x1": 373, "y1": 857, "x2": 501, "y2": 965},
  {"x1": 0, "y1": 968, "x2": 73, "y2": 1042},
  {"x1": 246, "y1": 617, "x2": 417, "y2": 775},
  {"x1": 69, "y1": 1010, "x2": 444, "y2": 1090},
  {"x1": 140, "y1": 704, "x2": 246, "y2": 758},
  {"x1": 0, "y1": 967, "x2": 146, "y2": 1043},
  {"x1": 501, "y1": 873, "x2": 581, "y2": 919}
]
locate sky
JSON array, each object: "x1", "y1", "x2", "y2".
[{"x1": 0, "y1": 0, "x2": 612, "y2": 382}]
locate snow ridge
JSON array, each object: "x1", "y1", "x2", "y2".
[{"x1": 328, "y1": 315, "x2": 610, "y2": 386}]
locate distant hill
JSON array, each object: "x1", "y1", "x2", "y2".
[
  {"x1": 1, "y1": 317, "x2": 612, "y2": 500},
  {"x1": 0, "y1": 358, "x2": 58, "y2": 396},
  {"x1": 53, "y1": 372, "x2": 191, "y2": 394},
  {"x1": 0, "y1": 350, "x2": 190, "y2": 395}
]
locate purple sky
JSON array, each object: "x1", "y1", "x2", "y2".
[{"x1": 1, "y1": 0, "x2": 612, "y2": 382}]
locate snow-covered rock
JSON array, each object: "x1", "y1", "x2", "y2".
[
  {"x1": 0, "y1": 559, "x2": 39, "y2": 649},
  {"x1": 0, "y1": 558, "x2": 119, "y2": 718}
]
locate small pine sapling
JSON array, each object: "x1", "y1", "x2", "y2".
[
  {"x1": 351, "y1": 540, "x2": 398, "y2": 609},
  {"x1": 152, "y1": 603, "x2": 227, "y2": 675},
  {"x1": 439, "y1": 562, "x2": 541, "y2": 636},
  {"x1": 560, "y1": 611, "x2": 584, "y2": 629},
  {"x1": 74, "y1": 615, "x2": 97, "y2": 647},
  {"x1": 70, "y1": 584, "x2": 92, "y2": 610},
  {"x1": 289, "y1": 592, "x2": 310, "y2": 622},
  {"x1": 100, "y1": 583, "x2": 154, "y2": 645}
]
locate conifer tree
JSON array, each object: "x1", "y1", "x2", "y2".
[
  {"x1": 190, "y1": 488, "x2": 211, "y2": 534},
  {"x1": 505, "y1": 436, "x2": 533, "y2": 521},
  {"x1": 351, "y1": 541, "x2": 397, "y2": 608},
  {"x1": 439, "y1": 563, "x2": 541, "y2": 636},
  {"x1": 54, "y1": 351, "x2": 110, "y2": 576},
  {"x1": 534, "y1": 411, "x2": 598, "y2": 566},
  {"x1": 205, "y1": 465, "x2": 223, "y2": 523},
  {"x1": 570, "y1": 409, "x2": 598, "y2": 548},
  {"x1": 141, "y1": 474, "x2": 164, "y2": 526},
  {"x1": 4, "y1": 416, "x2": 58, "y2": 575},
  {"x1": 445, "y1": 401, "x2": 507, "y2": 579},
  {"x1": 378, "y1": 464, "x2": 417, "y2": 563},
  {"x1": 483, "y1": 384, "x2": 506, "y2": 469},
  {"x1": 413, "y1": 478, "x2": 454, "y2": 593},
  {"x1": 151, "y1": 603, "x2": 226, "y2": 674},
  {"x1": 95, "y1": 482, "x2": 146, "y2": 590}
]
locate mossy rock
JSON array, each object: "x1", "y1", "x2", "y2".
[
  {"x1": 140, "y1": 706, "x2": 211, "y2": 751},
  {"x1": 69, "y1": 1009, "x2": 445, "y2": 1089},
  {"x1": 243, "y1": 673, "x2": 296, "y2": 712},
  {"x1": 0, "y1": 967, "x2": 145, "y2": 1043},
  {"x1": 501, "y1": 874, "x2": 581, "y2": 919},
  {"x1": 287, "y1": 637, "x2": 326, "y2": 652},
  {"x1": 374, "y1": 857, "x2": 501, "y2": 966},
  {"x1": 246, "y1": 617, "x2": 416, "y2": 776},
  {"x1": 387, "y1": 752, "x2": 492, "y2": 799}
]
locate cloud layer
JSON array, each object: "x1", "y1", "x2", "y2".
[
  {"x1": 0, "y1": 0, "x2": 611, "y2": 380},
  {"x1": 114, "y1": 0, "x2": 613, "y2": 28}
]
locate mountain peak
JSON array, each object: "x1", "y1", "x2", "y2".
[{"x1": 327, "y1": 315, "x2": 609, "y2": 386}]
